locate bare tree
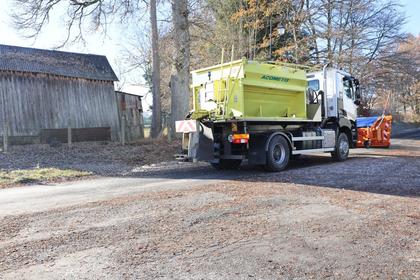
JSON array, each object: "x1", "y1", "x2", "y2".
[
  {"x1": 12, "y1": 0, "x2": 164, "y2": 138},
  {"x1": 366, "y1": 35, "x2": 420, "y2": 118},
  {"x1": 12, "y1": 0, "x2": 143, "y2": 46}
]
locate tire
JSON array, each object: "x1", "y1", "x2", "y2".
[
  {"x1": 265, "y1": 135, "x2": 290, "y2": 172},
  {"x1": 363, "y1": 140, "x2": 371, "y2": 149},
  {"x1": 210, "y1": 159, "x2": 242, "y2": 170},
  {"x1": 331, "y1": 132, "x2": 350, "y2": 161}
]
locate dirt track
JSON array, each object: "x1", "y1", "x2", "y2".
[{"x1": 0, "y1": 138, "x2": 419, "y2": 279}]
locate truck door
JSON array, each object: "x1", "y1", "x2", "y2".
[
  {"x1": 326, "y1": 69, "x2": 338, "y2": 118},
  {"x1": 342, "y1": 77, "x2": 357, "y2": 121}
]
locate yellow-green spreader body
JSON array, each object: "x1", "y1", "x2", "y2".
[{"x1": 191, "y1": 59, "x2": 308, "y2": 121}]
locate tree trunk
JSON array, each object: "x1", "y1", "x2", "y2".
[
  {"x1": 150, "y1": 0, "x2": 162, "y2": 138},
  {"x1": 326, "y1": 0, "x2": 333, "y2": 62},
  {"x1": 170, "y1": 0, "x2": 190, "y2": 137}
]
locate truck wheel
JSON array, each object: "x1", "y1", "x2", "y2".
[
  {"x1": 210, "y1": 159, "x2": 242, "y2": 170},
  {"x1": 331, "y1": 133, "x2": 349, "y2": 161},
  {"x1": 265, "y1": 135, "x2": 290, "y2": 172}
]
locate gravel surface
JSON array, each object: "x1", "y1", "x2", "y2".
[{"x1": 0, "y1": 138, "x2": 419, "y2": 279}]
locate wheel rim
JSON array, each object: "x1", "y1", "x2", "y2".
[
  {"x1": 339, "y1": 137, "x2": 349, "y2": 157},
  {"x1": 273, "y1": 144, "x2": 286, "y2": 164}
]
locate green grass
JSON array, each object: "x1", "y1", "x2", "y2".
[{"x1": 0, "y1": 168, "x2": 91, "y2": 187}]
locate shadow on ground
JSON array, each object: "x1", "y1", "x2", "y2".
[
  {"x1": 128, "y1": 149, "x2": 420, "y2": 198},
  {"x1": 1, "y1": 137, "x2": 419, "y2": 198}
]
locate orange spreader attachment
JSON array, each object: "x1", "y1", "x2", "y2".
[{"x1": 356, "y1": 115, "x2": 392, "y2": 148}]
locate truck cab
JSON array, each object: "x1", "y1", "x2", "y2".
[
  {"x1": 307, "y1": 67, "x2": 360, "y2": 148},
  {"x1": 307, "y1": 68, "x2": 360, "y2": 122}
]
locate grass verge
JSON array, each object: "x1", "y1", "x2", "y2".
[{"x1": 0, "y1": 168, "x2": 91, "y2": 188}]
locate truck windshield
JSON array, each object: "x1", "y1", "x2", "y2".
[{"x1": 308, "y1": 79, "x2": 320, "y2": 91}]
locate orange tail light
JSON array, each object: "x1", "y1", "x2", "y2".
[{"x1": 232, "y1": 133, "x2": 250, "y2": 144}]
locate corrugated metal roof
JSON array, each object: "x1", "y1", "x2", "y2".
[{"x1": 0, "y1": 44, "x2": 118, "y2": 81}]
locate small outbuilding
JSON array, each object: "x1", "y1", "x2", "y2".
[
  {"x1": 116, "y1": 90, "x2": 145, "y2": 142},
  {"x1": 0, "y1": 44, "x2": 143, "y2": 144}
]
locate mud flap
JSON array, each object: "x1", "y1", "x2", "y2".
[
  {"x1": 188, "y1": 122, "x2": 214, "y2": 161},
  {"x1": 248, "y1": 134, "x2": 267, "y2": 165}
]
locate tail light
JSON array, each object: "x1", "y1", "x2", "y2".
[{"x1": 231, "y1": 133, "x2": 249, "y2": 144}]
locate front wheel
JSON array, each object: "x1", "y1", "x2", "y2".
[
  {"x1": 331, "y1": 133, "x2": 350, "y2": 161},
  {"x1": 265, "y1": 135, "x2": 290, "y2": 172}
]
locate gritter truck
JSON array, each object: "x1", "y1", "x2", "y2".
[{"x1": 175, "y1": 59, "x2": 361, "y2": 171}]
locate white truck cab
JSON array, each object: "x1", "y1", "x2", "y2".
[{"x1": 307, "y1": 68, "x2": 360, "y2": 122}]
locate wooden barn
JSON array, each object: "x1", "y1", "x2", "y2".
[{"x1": 0, "y1": 44, "x2": 143, "y2": 144}]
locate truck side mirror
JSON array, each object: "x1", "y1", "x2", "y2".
[
  {"x1": 352, "y1": 77, "x2": 361, "y2": 99},
  {"x1": 355, "y1": 84, "x2": 361, "y2": 99}
]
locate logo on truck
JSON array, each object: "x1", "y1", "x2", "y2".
[{"x1": 261, "y1": 75, "x2": 289, "y2": 83}]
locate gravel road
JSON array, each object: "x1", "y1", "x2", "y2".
[{"x1": 0, "y1": 137, "x2": 419, "y2": 279}]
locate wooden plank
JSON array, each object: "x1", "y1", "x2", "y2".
[
  {"x1": 3, "y1": 122, "x2": 8, "y2": 152},
  {"x1": 8, "y1": 136, "x2": 40, "y2": 145},
  {"x1": 40, "y1": 127, "x2": 111, "y2": 143}
]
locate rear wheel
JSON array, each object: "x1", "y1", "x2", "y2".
[
  {"x1": 331, "y1": 132, "x2": 350, "y2": 161},
  {"x1": 210, "y1": 159, "x2": 242, "y2": 170},
  {"x1": 265, "y1": 135, "x2": 290, "y2": 172}
]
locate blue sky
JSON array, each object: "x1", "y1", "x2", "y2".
[{"x1": 401, "y1": 0, "x2": 420, "y2": 35}]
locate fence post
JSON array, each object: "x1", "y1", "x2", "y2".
[
  {"x1": 67, "y1": 125, "x2": 72, "y2": 147},
  {"x1": 3, "y1": 121, "x2": 8, "y2": 153},
  {"x1": 121, "y1": 112, "x2": 126, "y2": 146}
]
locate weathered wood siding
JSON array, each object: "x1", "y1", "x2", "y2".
[
  {"x1": 40, "y1": 127, "x2": 112, "y2": 143},
  {"x1": 118, "y1": 93, "x2": 144, "y2": 142},
  {"x1": 0, "y1": 71, "x2": 120, "y2": 141}
]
